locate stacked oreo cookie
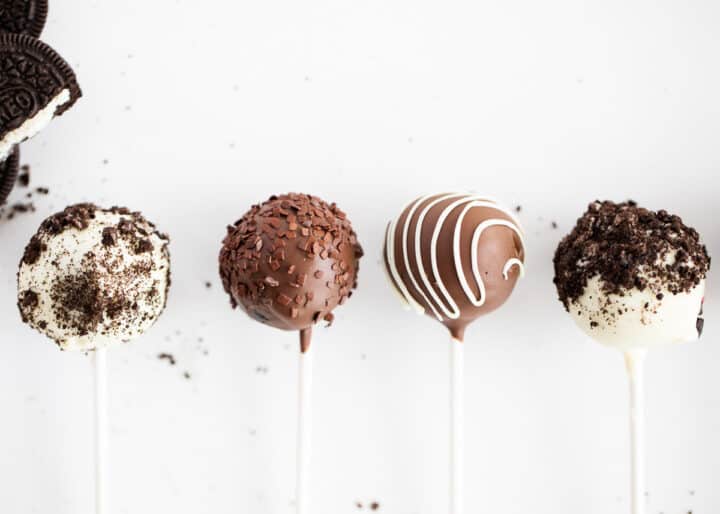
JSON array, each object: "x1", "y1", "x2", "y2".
[{"x1": 0, "y1": 0, "x2": 81, "y2": 205}]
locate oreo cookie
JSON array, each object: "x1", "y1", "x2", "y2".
[
  {"x1": 0, "y1": 0, "x2": 48, "y2": 37},
  {"x1": 0, "y1": 145, "x2": 19, "y2": 205},
  {"x1": 0, "y1": 33, "x2": 81, "y2": 160}
]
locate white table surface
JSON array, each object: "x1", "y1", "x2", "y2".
[{"x1": 0, "y1": 1, "x2": 718, "y2": 512}]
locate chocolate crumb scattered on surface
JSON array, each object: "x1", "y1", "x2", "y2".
[
  {"x1": 158, "y1": 353, "x2": 176, "y2": 366},
  {"x1": 0, "y1": 161, "x2": 51, "y2": 221},
  {"x1": 2, "y1": 201, "x2": 35, "y2": 220},
  {"x1": 18, "y1": 165, "x2": 30, "y2": 187}
]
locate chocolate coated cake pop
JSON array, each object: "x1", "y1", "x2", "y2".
[
  {"x1": 384, "y1": 193, "x2": 526, "y2": 340},
  {"x1": 219, "y1": 193, "x2": 363, "y2": 349}
]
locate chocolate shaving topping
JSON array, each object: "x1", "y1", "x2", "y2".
[{"x1": 554, "y1": 200, "x2": 710, "y2": 310}]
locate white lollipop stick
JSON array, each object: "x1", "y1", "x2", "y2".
[
  {"x1": 296, "y1": 329, "x2": 313, "y2": 514},
  {"x1": 93, "y1": 347, "x2": 109, "y2": 514},
  {"x1": 450, "y1": 336, "x2": 464, "y2": 514},
  {"x1": 624, "y1": 349, "x2": 647, "y2": 514}
]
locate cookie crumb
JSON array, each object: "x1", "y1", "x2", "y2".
[
  {"x1": 18, "y1": 165, "x2": 30, "y2": 187},
  {"x1": 158, "y1": 353, "x2": 176, "y2": 366}
]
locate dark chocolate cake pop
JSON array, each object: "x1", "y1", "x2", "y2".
[
  {"x1": 219, "y1": 193, "x2": 363, "y2": 350},
  {"x1": 384, "y1": 193, "x2": 525, "y2": 340}
]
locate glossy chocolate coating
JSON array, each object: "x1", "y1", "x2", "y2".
[
  {"x1": 219, "y1": 193, "x2": 363, "y2": 341},
  {"x1": 384, "y1": 194, "x2": 525, "y2": 340}
]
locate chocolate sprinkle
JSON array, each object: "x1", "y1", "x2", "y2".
[{"x1": 554, "y1": 201, "x2": 710, "y2": 311}]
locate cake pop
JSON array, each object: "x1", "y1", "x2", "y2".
[
  {"x1": 554, "y1": 200, "x2": 707, "y2": 349},
  {"x1": 384, "y1": 193, "x2": 525, "y2": 514},
  {"x1": 219, "y1": 192, "x2": 363, "y2": 514},
  {"x1": 18, "y1": 203, "x2": 171, "y2": 514},
  {"x1": 18, "y1": 203, "x2": 171, "y2": 351},
  {"x1": 553, "y1": 200, "x2": 710, "y2": 514}
]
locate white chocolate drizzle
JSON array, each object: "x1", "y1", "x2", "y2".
[{"x1": 385, "y1": 193, "x2": 525, "y2": 321}]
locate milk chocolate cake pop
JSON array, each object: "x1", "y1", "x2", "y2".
[
  {"x1": 219, "y1": 193, "x2": 363, "y2": 348},
  {"x1": 554, "y1": 200, "x2": 710, "y2": 349},
  {"x1": 18, "y1": 204, "x2": 171, "y2": 351},
  {"x1": 384, "y1": 193, "x2": 526, "y2": 340}
]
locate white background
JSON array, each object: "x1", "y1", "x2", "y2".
[{"x1": 0, "y1": 1, "x2": 718, "y2": 513}]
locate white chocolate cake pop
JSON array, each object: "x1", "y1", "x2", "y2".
[
  {"x1": 554, "y1": 201, "x2": 710, "y2": 349},
  {"x1": 17, "y1": 204, "x2": 171, "y2": 351}
]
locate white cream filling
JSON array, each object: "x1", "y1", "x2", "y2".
[{"x1": 0, "y1": 89, "x2": 70, "y2": 161}]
